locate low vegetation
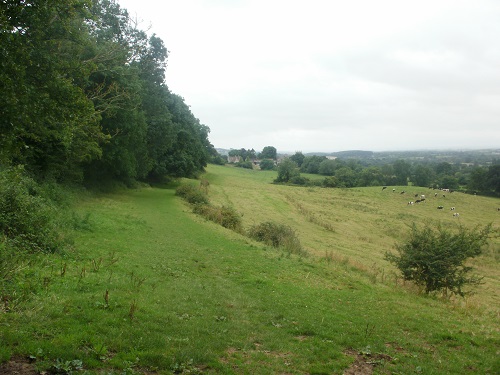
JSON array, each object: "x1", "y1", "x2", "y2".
[
  {"x1": 386, "y1": 223, "x2": 492, "y2": 296},
  {"x1": 1, "y1": 165, "x2": 498, "y2": 374}
]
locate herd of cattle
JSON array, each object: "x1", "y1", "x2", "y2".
[{"x1": 382, "y1": 186, "x2": 464, "y2": 217}]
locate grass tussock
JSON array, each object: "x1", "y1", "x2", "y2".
[{"x1": 248, "y1": 221, "x2": 307, "y2": 256}]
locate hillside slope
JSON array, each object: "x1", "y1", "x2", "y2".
[{"x1": 0, "y1": 176, "x2": 498, "y2": 374}]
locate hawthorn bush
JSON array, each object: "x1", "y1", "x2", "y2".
[{"x1": 385, "y1": 223, "x2": 492, "y2": 297}]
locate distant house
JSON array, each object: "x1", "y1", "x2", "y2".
[
  {"x1": 228, "y1": 156, "x2": 242, "y2": 164},
  {"x1": 326, "y1": 156, "x2": 337, "y2": 160}
]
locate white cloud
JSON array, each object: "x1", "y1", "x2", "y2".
[{"x1": 118, "y1": 0, "x2": 500, "y2": 152}]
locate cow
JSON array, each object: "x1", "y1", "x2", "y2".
[
  {"x1": 450, "y1": 207, "x2": 455, "y2": 210},
  {"x1": 414, "y1": 194, "x2": 419, "y2": 198},
  {"x1": 400, "y1": 190, "x2": 405, "y2": 194},
  {"x1": 434, "y1": 193, "x2": 438, "y2": 197},
  {"x1": 415, "y1": 199, "x2": 421, "y2": 203},
  {"x1": 437, "y1": 206, "x2": 444, "y2": 209},
  {"x1": 421, "y1": 195, "x2": 425, "y2": 199},
  {"x1": 453, "y1": 212, "x2": 460, "y2": 217},
  {"x1": 382, "y1": 186, "x2": 387, "y2": 191}
]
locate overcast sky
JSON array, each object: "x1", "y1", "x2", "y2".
[{"x1": 118, "y1": 0, "x2": 500, "y2": 153}]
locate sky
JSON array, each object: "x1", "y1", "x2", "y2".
[{"x1": 118, "y1": 0, "x2": 500, "y2": 153}]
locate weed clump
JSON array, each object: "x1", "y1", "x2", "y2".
[
  {"x1": 248, "y1": 221, "x2": 306, "y2": 256},
  {"x1": 0, "y1": 166, "x2": 67, "y2": 254},
  {"x1": 175, "y1": 183, "x2": 209, "y2": 205},
  {"x1": 193, "y1": 204, "x2": 243, "y2": 233}
]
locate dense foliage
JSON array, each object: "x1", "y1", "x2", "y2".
[
  {"x1": 282, "y1": 152, "x2": 499, "y2": 195},
  {"x1": 0, "y1": 0, "x2": 214, "y2": 185},
  {"x1": 385, "y1": 224, "x2": 492, "y2": 297}
]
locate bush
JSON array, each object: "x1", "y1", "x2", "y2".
[
  {"x1": 385, "y1": 223, "x2": 492, "y2": 297},
  {"x1": 193, "y1": 204, "x2": 243, "y2": 233},
  {"x1": 175, "y1": 183, "x2": 209, "y2": 205},
  {"x1": 0, "y1": 166, "x2": 67, "y2": 253},
  {"x1": 235, "y1": 161, "x2": 253, "y2": 169},
  {"x1": 248, "y1": 221, "x2": 306, "y2": 256},
  {"x1": 289, "y1": 176, "x2": 310, "y2": 185}
]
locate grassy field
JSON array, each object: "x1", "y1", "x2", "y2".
[{"x1": 0, "y1": 165, "x2": 499, "y2": 374}]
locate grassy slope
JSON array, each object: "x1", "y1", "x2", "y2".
[
  {"x1": 204, "y1": 165, "x2": 500, "y2": 310},
  {"x1": 0, "y1": 167, "x2": 498, "y2": 374}
]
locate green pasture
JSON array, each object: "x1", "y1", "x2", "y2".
[{"x1": 0, "y1": 165, "x2": 498, "y2": 374}]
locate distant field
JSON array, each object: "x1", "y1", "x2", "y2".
[{"x1": 203, "y1": 164, "x2": 500, "y2": 310}]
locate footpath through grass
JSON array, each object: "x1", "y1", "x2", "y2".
[{"x1": 1, "y1": 184, "x2": 499, "y2": 374}]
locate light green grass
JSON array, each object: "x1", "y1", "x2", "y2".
[{"x1": 0, "y1": 169, "x2": 499, "y2": 374}]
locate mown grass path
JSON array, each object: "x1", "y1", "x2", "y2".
[{"x1": 1, "y1": 185, "x2": 499, "y2": 374}]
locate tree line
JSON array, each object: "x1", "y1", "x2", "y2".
[
  {"x1": 1, "y1": 0, "x2": 215, "y2": 185},
  {"x1": 225, "y1": 149, "x2": 498, "y2": 195}
]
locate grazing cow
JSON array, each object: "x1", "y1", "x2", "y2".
[
  {"x1": 434, "y1": 193, "x2": 438, "y2": 197},
  {"x1": 414, "y1": 194, "x2": 419, "y2": 198},
  {"x1": 421, "y1": 195, "x2": 425, "y2": 199},
  {"x1": 415, "y1": 199, "x2": 421, "y2": 203},
  {"x1": 453, "y1": 212, "x2": 460, "y2": 217},
  {"x1": 442, "y1": 194, "x2": 446, "y2": 198},
  {"x1": 382, "y1": 186, "x2": 387, "y2": 191},
  {"x1": 450, "y1": 207, "x2": 455, "y2": 210},
  {"x1": 393, "y1": 189, "x2": 396, "y2": 192},
  {"x1": 437, "y1": 206, "x2": 444, "y2": 209},
  {"x1": 408, "y1": 201, "x2": 414, "y2": 205},
  {"x1": 400, "y1": 190, "x2": 405, "y2": 194},
  {"x1": 442, "y1": 188, "x2": 450, "y2": 193}
]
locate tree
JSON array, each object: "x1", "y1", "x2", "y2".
[
  {"x1": 274, "y1": 158, "x2": 299, "y2": 183},
  {"x1": 393, "y1": 160, "x2": 411, "y2": 185},
  {"x1": 259, "y1": 159, "x2": 275, "y2": 171},
  {"x1": 289, "y1": 152, "x2": 305, "y2": 167},
  {"x1": 412, "y1": 165, "x2": 434, "y2": 187},
  {"x1": 385, "y1": 224, "x2": 491, "y2": 297},
  {"x1": 259, "y1": 146, "x2": 277, "y2": 160}
]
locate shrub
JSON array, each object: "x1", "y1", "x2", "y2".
[
  {"x1": 235, "y1": 161, "x2": 253, "y2": 169},
  {"x1": 248, "y1": 221, "x2": 306, "y2": 256},
  {"x1": 0, "y1": 166, "x2": 66, "y2": 253},
  {"x1": 385, "y1": 223, "x2": 492, "y2": 297},
  {"x1": 175, "y1": 183, "x2": 209, "y2": 205},
  {"x1": 193, "y1": 204, "x2": 243, "y2": 233},
  {"x1": 289, "y1": 176, "x2": 310, "y2": 185}
]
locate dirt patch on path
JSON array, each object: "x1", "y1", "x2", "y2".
[
  {"x1": 343, "y1": 349, "x2": 393, "y2": 375},
  {"x1": 0, "y1": 357, "x2": 38, "y2": 375}
]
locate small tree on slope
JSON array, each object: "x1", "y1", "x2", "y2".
[{"x1": 385, "y1": 223, "x2": 492, "y2": 297}]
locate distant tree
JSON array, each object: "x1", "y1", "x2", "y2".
[
  {"x1": 435, "y1": 162, "x2": 454, "y2": 176},
  {"x1": 385, "y1": 224, "x2": 491, "y2": 297},
  {"x1": 467, "y1": 167, "x2": 488, "y2": 192},
  {"x1": 358, "y1": 166, "x2": 384, "y2": 186},
  {"x1": 259, "y1": 146, "x2": 277, "y2": 160},
  {"x1": 300, "y1": 155, "x2": 327, "y2": 174},
  {"x1": 275, "y1": 158, "x2": 300, "y2": 183},
  {"x1": 393, "y1": 160, "x2": 411, "y2": 185},
  {"x1": 439, "y1": 175, "x2": 459, "y2": 190},
  {"x1": 318, "y1": 159, "x2": 337, "y2": 176},
  {"x1": 486, "y1": 165, "x2": 500, "y2": 193},
  {"x1": 334, "y1": 167, "x2": 356, "y2": 188},
  {"x1": 259, "y1": 159, "x2": 275, "y2": 171},
  {"x1": 412, "y1": 165, "x2": 434, "y2": 187},
  {"x1": 289, "y1": 152, "x2": 305, "y2": 167}
]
